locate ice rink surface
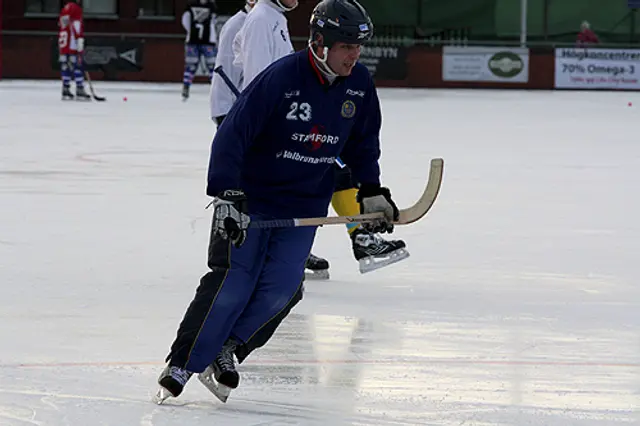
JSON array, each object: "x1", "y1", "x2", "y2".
[{"x1": 1, "y1": 80, "x2": 639, "y2": 425}]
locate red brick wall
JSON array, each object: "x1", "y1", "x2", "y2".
[
  {"x1": 2, "y1": 32, "x2": 558, "y2": 87},
  {"x1": 1, "y1": 0, "x2": 190, "y2": 81},
  {"x1": 2, "y1": 0, "x2": 189, "y2": 34},
  {"x1": 2, "y1": 34, "x2": 187, "y2": 82}
]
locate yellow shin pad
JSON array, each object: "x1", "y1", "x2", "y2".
[{"x1": 331, "y1": 188, "x2": 361, "y2": 234}]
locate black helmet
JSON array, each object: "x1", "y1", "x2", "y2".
[{"x1": 309, "y1": 0, "x2": 374, "y2": 48}]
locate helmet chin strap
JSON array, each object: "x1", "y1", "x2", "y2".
[
  {"x1": 309, "y1": 42, "x2": 339, "y2": 80},
  {"x1": 273, "y1": 0, "x2": 298, "y2": 12}
]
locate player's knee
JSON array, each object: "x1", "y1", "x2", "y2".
[
  {"x1": 265, "y1": 280, "x2": 303, "y2": 314},
  {"x1": 184, "y1": 52, "x2": 199, "y2": 65},
  {"x1": 198, "y1": 270, "x2": 228, "y2": 296}
]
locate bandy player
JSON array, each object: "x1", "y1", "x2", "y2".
[{"x1": 58, "y1": 0, "x2": 90, "y2": 101}]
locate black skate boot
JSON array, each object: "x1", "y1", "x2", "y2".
[
  {"x1": 61, "y1": 85, "x2": 74, "y2": 101},
  {"x1": 154, "y1": 364, "x2": 193, "y2": 404},
  {"x1": 181, "y1": 84, "x2": 190, "y2": 101},
  {"x1": 75, "y1": 86, "x2": 91, "y2": 101},
  {"x1": 351, "y1": 228, "x2": 409, "y2": 273},
  {"x1": 198, "y1": 338, "x2": 239, "y2": 403},
  {"x1": 305, "y1": 253, "x2": 330, "y2": 280}
]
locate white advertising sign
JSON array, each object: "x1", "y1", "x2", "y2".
[
  {"x1": 443, "y1": 46, "x2": 529, "y2": 83},
  {"x1": 555, "y1": 48, "x2": 640, "y2": 89}
]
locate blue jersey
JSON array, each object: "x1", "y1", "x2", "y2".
[{"x1": 207, "y1": 49, "x2": 382, "y2": 219}]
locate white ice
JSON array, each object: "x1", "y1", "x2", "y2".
[{"x1": 0, "y1": 80, "x2": 639, "y2": 425}]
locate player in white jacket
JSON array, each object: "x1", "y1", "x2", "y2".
[
  {"x1": 232, "y1": 0, "x2": 297, "y2": 90},
  {"x1": 209, "y1": 0, "x2": 256, "y2": 124},
  {"x1": 210, "y1": 0, "x2": 295, "y2": 125}
]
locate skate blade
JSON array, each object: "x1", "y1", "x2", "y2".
[
  {"x1": 198, "y1": 370, "x2": 233, "y2": 403},
  {"x1": 152, "y1": 387, "x2": 172, "y2": 405},
  {"x1": 358, "y1": 248, "x2": 410, "y2": 274},
  {"x1": 305, "y1": 269, "x2": 330, "y2": 280}
]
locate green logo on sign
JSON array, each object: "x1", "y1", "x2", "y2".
[{"x1": 488, "y1": 52, "x2": 524, "y2": 78}]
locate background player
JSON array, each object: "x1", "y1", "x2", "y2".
[
  {"x1": 58, "y1": 0, "x2": 89, "y2": 101},
  {"x1": 233, "y1": 0, "x2": 299, "y2": 91},
  {"x1": 209, "y1": 0, "x2": 257, "y2": 125},
  {"x1": 181, "y1": 0, "x2": 218, "y2": 101}
]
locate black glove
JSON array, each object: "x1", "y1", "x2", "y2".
[
  {"x1": 212, "y1": 189, "x2": 250, "y2": 248},
  {"x1": 356, "y1": 184, "x2": 399, "y2": 234}
]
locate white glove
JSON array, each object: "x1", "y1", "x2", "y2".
[
  {"x1": 357, "y1": 184, "x2": 399, "y2": 234},
  {"x1": 212, "y1": 189, "x2": 250, "y2": 247}
]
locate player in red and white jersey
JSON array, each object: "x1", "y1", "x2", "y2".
[{"x1": 58, "y1": 0, "x2": 90, "y2": 100}]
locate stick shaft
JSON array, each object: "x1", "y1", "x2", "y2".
[
  {"x1": 214, "y1": 66, "x2": 241, "y2": 97},
  {"x1": 249, "y1": 213, "x2": 384, "y2": 229},
  {"x1": 248, "y1": 158, "x2": 444, "y2": 229}
]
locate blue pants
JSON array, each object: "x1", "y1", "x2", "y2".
[
  {"x1": 59, "y1": 53, "x2": 84, "y2": 88},
  {"x1": 167, "y1": 216, "x2": 317, "y2": 373},
  {"x1": 231, "y1": 165, "x2": 359, "y2": 364},
  {"x1": 183, "y1": 44, "x2": 217, "y2": 85}
]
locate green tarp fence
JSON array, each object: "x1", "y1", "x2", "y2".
[{"x1": 361, "y1": 0, "x2": 638, "y2": 44}]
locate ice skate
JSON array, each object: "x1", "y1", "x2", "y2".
[
  {"x1": 351, "y1": 228, "x2": 409, "y2": 273},
  {"x1": 75, "y1": 86, "x2": 91, "y2": 101},
  {"x1": 181, "y1": 84, "x2": 190, "y2": 101},
  {"x1": 61, "y1": 85, "x2": 74, "y2": 101},
  {"x1": 304, "y1": 253, "x2": 329, "y2": 280},
  {"x1": 153, "y1": 364, "x2": 193, "y2": 404},
  {"x1": 198, "y1": 339, "x2": 239, "y2": 403}
]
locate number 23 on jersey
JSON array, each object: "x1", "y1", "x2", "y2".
[{"x1": 286, "y1": 102, "x2": 312, "y2": 122}]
